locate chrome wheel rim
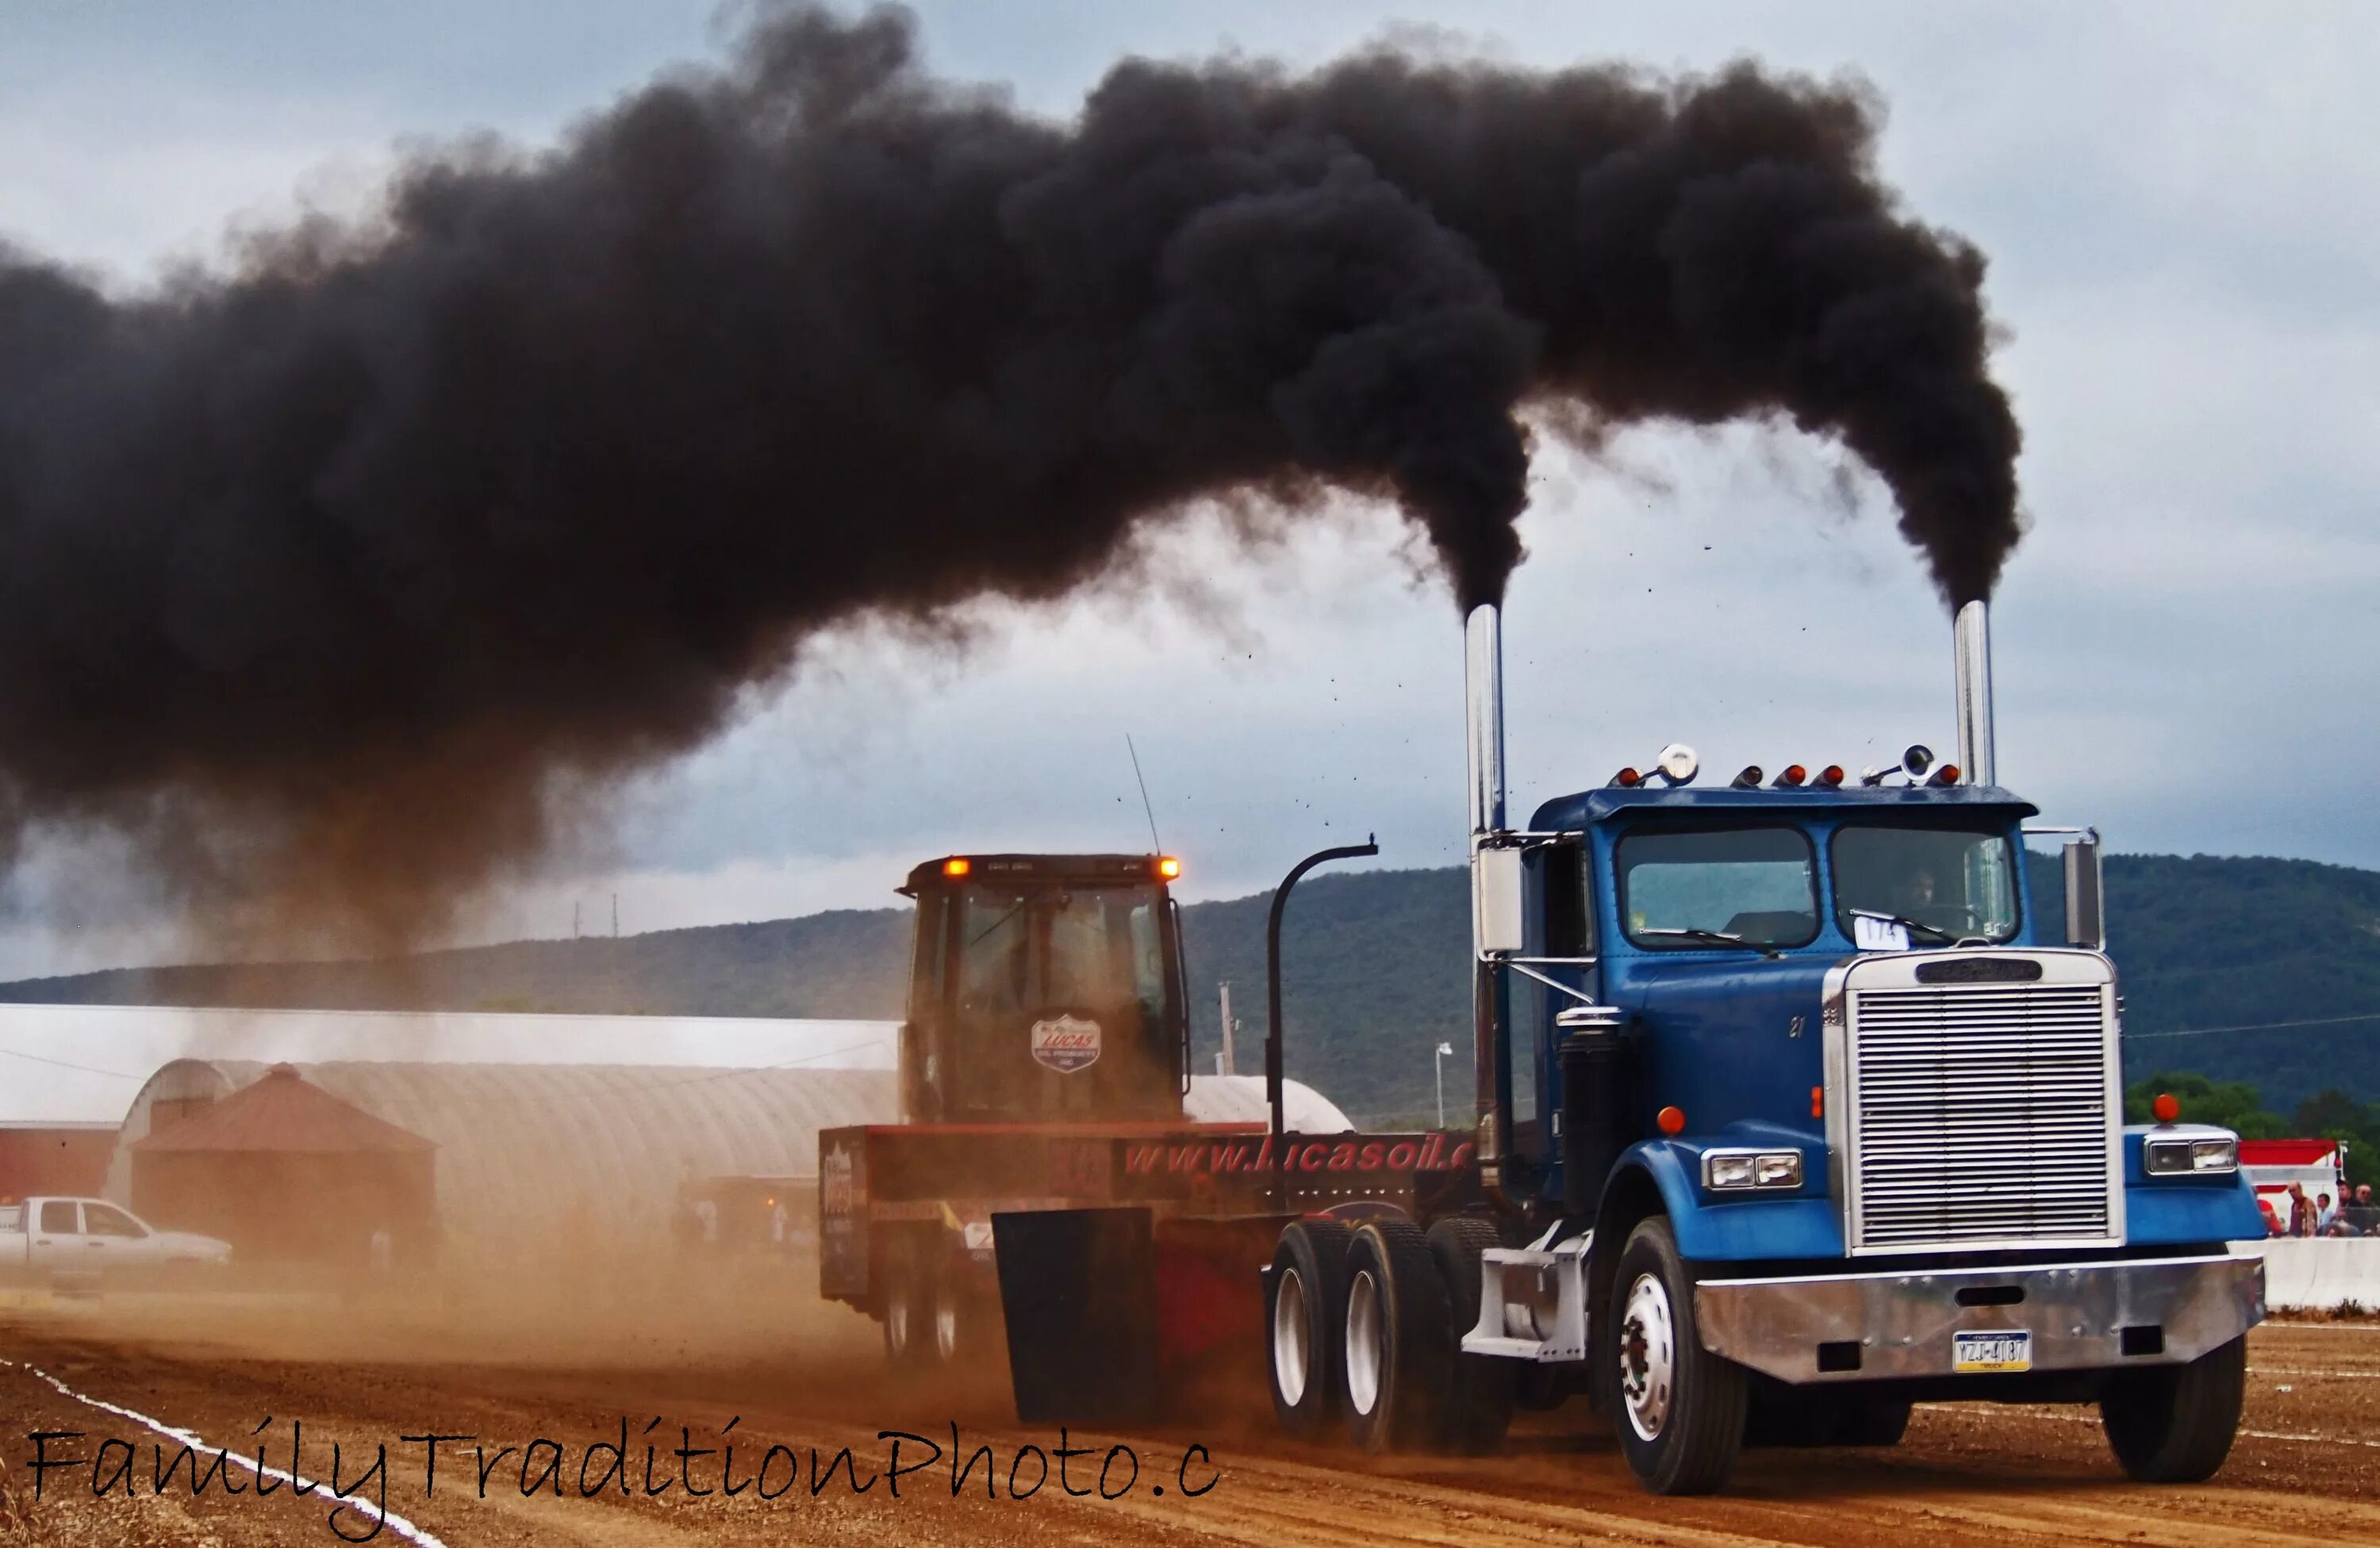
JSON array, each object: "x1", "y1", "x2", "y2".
[
  {"x1": 1272, "y1": 1266, "x2": 1310, "y2": 1406},
  {"x1": 1345, "y1": 1267, "x2": 1384, "y2": 1417},
  {"x1": 886, "y1": 1282, "x2": 912, "y2": 1359},
  {"x1": 1619, "y1": 1270, "x2": 1676, "y2": 1442}
]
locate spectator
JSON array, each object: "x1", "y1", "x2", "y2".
[
  {"x1": 2359, "y1": 1184, "x2": 2374, "y2": 1208},
  {"x1": 2288, "y1": 1182, "x2": 2313, "y2": 1237},
  {"x1": 2259, "y1": 1197, "x2": 2285, "y2": 1237},
  {"x1": 2317, "y1": 1192, "x2": 2340, "y2": 1234}
]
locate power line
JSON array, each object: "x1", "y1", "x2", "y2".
[
  {"x1": 2125, "y1": 1011, "x2": 2380, "y2": 1041},
  {"x1": 0, "y1": 1045, "x2": 144, "y2": 1081}
]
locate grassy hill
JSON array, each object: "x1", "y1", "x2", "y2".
[{"x1": 6, "y1": 853, "x2": 2378, "y2": 1124}]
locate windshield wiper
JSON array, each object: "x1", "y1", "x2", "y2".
[
  {"x1": 1848, "y1": 908, "x2": 1957, "y2": 945},
  {"x1": 1637, "y1": 927, "x2": 1774, "y2": 954}
]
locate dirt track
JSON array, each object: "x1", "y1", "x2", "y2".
[{"x1": 0, "y1": 1281, "x2": 2374, "y2": 1547}]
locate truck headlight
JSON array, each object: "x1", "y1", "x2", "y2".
[
  {"x1": 2144, "y1": 1135, "x2": 2237, "y2": 1176},
  {"x1": 1702, "y1": 1149, "x2": 1804, "y2": 1193}
]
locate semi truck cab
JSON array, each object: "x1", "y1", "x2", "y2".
[{"x1": 1449, "y1": 601, "x2": 2266, "y2": 1492}]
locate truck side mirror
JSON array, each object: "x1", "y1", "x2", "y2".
[
  {"x1": 2063, "y1": 833, "x2": 2106, "y2": 951},
  {"x1": 1474, "y1": 844, "x2": 1526, "y2": 958}
]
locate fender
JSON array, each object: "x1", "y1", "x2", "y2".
[{"x1": 1609, "y1": 1141, "x2": 1845, "y2": 1262}]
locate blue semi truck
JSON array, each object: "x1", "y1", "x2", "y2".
[{"x1": 995, "y1": 596, "x2": 2267, "y2": 1494}]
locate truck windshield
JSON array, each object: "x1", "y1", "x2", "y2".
[
  {"x1": 1618, "y1": 827, "x2": 1818, "y2": 949},
  {"x1": 1831, "y1": 824, "x2": 2019, "y2": 943},
  {"x1": 957, "y1": 882, "x2": 1169, "y2": 1024}
]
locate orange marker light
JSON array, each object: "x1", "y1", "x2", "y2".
[
  {"x1": 1775, "y1": 765, "x2": 1808, "y2": 788},
  {"x1": 942, "y1": 857, "x2": 971, "y2": 878},
  {"x1": 1156, "y1": 856, "x2": 1182, "y2": 880},
  {"x1": 2152, "y1": 1092, "x2": 2181, "y2": 1124},
  {"x1": 1930, "y1": 764, "x2": 1962, "y2": 786},
  {"x1": 1817, "y1": 765, "x2": 1846, "y2": 787},
  {"x1": 1656, "y1": 1104, "x2": 1687, "y2": 1136},
  {"x1": 1811, "y1": 1085, "x2": 1824, "y2": 1119},
  {"x1": 1614, "y1": 767, "x2": 1643, "y2": 788}
]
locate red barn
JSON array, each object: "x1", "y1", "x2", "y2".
[{"x1": 0, "y1": 1121, "x2": 117, "y2": 1200}]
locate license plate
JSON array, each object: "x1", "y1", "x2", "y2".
[{"x1": 1954, "y1": 1330, "x2": 2033, "y2": 1373}]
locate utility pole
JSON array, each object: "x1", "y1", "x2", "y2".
[{"x1": 1217, "y1": 981, "x2": 1237, "y2": 1077}]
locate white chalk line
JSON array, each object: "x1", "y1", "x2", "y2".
[
  {"x1": 0, "y1": 1357, "x2": 449, "y2": 1547},
  {"x1": 2251, "y1": 1366, "x2": 2380, "y2": 1380}
]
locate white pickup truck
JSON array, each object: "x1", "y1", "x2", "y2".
[{"x1": 0, "y1": 1197, "x2": 232, "y2": 1284}]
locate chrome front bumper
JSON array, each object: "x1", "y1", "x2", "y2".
[{"x1": 1694, "y1": 1251, "x2": 2264, "y2": 1384}]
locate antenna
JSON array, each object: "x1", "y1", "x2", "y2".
[{"x1": 1126, "y1": 734, "x2": 1163, "y2": 853}]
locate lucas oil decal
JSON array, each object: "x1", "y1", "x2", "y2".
[{"x1": 1031, "y1": 1014, "x2": 1102, "y2": 1074}]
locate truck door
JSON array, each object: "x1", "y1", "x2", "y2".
[
  {"x1": 1513, "y1": 839, "x2": 1595, "y2": 1192},
  {"x1": 29, "y1": 1199, "x2": 85, "y2": 1273},
  {"x1": 81, "y1": 1202, "x2": 151, "y2": 1269}
]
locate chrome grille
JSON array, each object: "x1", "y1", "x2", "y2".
[{"x1": 1846, "y1": 981, "x2": 2119, "y2": 1252}]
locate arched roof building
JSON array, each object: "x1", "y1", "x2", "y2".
[{"x1": 104, "y1": 1061, "x2": 1350, "y2": 1252}]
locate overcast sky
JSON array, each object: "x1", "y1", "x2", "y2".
[{"x1": 2, "y1": 2, "x2": 2374, "y2": 978}]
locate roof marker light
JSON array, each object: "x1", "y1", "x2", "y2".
[
  {"x1": 1610, "y1": 767, "x2": 1644, "y2": 788},
  {"x1": 1772, "y1": 765, "x2": 1808, "y2": 789},
  {"x1": 1156, "y1": 856, "x2": 1183, "y2": 880},
  {"x1": 942, "y1": 857, "x2": 971, "y2": 878},
  {"x1": 2152, "y1": 1092, "x2": 2182, "y2": 1124},
  {"x1": 1816, "y1": 765, "x2": 1846, "y2": 788},
  {"x1": 1927, "y1": 764, "x2": 1962, "y2": 787},
  {"x1": 1731, "y1": 765, "x2": 1764, "y2": 789}
]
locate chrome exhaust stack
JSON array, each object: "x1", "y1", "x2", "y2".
[
  {"x1": 1954, "y1": 598, "x2": 1996, "y2": 787},
  {"x1": 1464, "y1": 603, "x2": 1509, "y2": 1175}
]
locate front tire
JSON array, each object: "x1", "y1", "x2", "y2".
[
  {"x1": 1343, "y1": 1220, "x2": 1452, "y2": 1453},
  {"x1": 1607, "y1": 1217, "x2": 1746, "y2": 1495},
  {"x1": 1268, "y1": 1220, "x2": 1353, "y2": 1439},
  {"x1": 2102, "y1": 1336, "x2": 2246, "y2": 1482},
  {"x1": 1834, "y1": 1395, "x2": 1912, "y2": 1447}
]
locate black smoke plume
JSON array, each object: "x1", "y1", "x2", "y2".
[{"x1": 0, "y1": 4, "x2": 2020, "y2": 935}]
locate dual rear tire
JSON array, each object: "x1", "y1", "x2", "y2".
[
  {"x1": 883, "y1": 1234, "x2": 996, "y2": 1374},
  {"x1": 1265, "y1": 1216, "x2": 1515, "y2": 1453}
]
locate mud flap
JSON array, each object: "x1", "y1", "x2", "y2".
[{"x1": 992, "y1": 1207, "x2": 1160, "y2": 1424}]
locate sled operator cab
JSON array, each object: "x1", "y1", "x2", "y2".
[{"x1": 895, "y1": 853, "x2": 1190, "y2": 1124}]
